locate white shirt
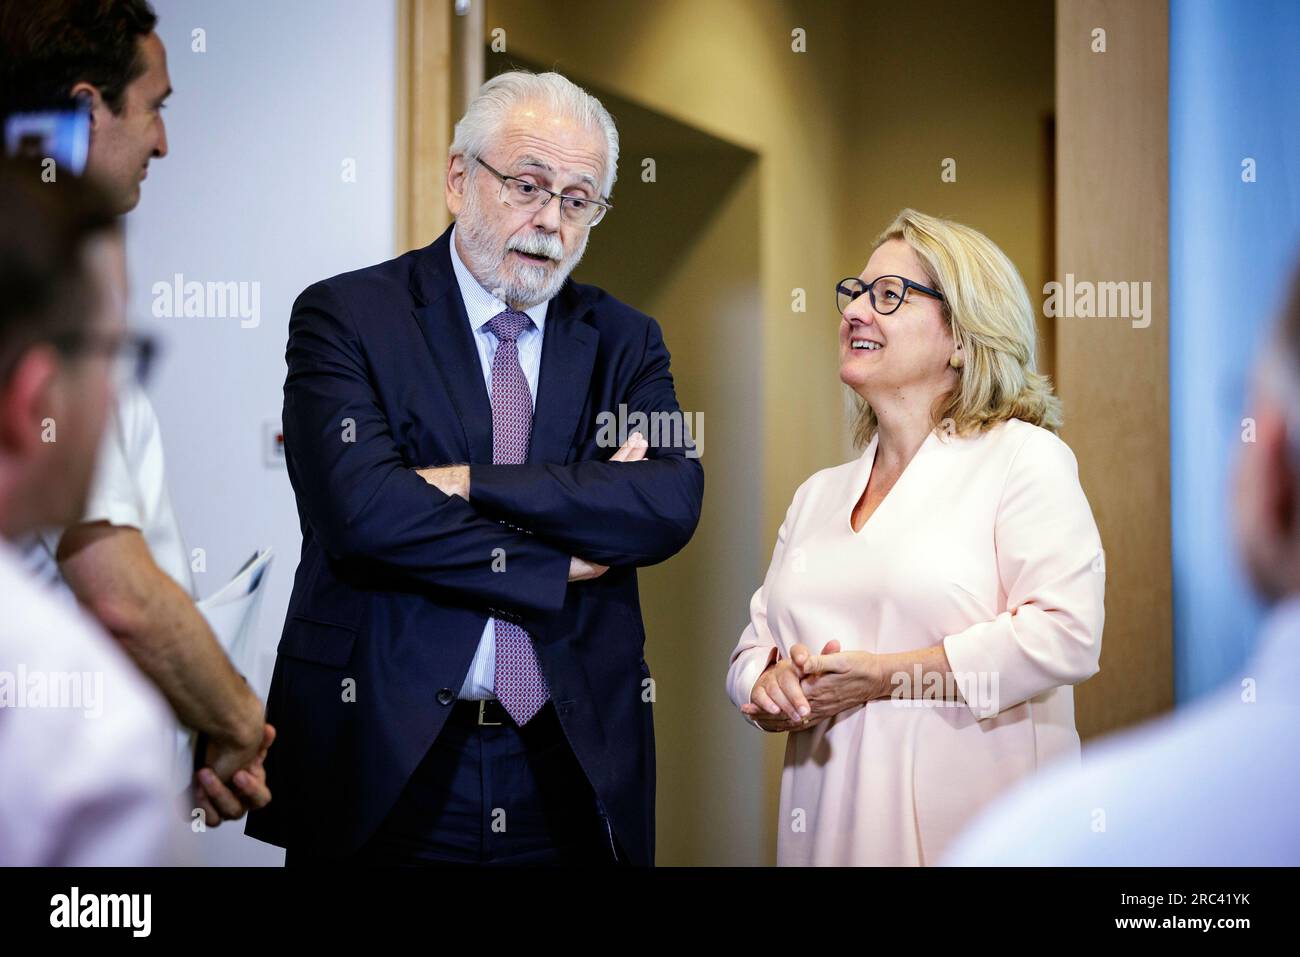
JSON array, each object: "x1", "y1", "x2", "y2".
[
  {"x1": 16, "y1": 382, "x2": 197, "y2": 787},
  {"x1": 942, "y1": 594, "x2": 1300, "y2": 866},
  {"x1": 0, "y1": 536, "x2": 179, "y2": 864},
  {"x1": 448, "y1": 224, "x2": 549, "y2": 699}
]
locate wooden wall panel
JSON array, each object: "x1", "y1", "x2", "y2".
[
  {"x1": 1055, "y1": 0, "x2": 1172, "y2": 739},
  {"x1": 396, "y1": 0, "x2": 453, "y2": 253}
]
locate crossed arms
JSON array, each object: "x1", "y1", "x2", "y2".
[{"x1": 284, "y1": 281, "x2": 703, "y2": 614}]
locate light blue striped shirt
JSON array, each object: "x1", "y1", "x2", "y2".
[{"x1": 448, "y1": 223, "x2": 549, "y2": 700}]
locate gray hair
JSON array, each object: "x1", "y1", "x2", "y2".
[{"x1": 450, "y1": 70, "x2": 619, "y2": 198}]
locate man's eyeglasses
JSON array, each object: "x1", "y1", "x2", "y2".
[
  {"x1": 836, "y1": 275, "x2": 946, "y2": 317},
  {"x1": 48, "y1": 328, "x2": 159, "y2": 388},
  {"x1": 472, "y1": 155, "x2": 612, "y2": 228}
]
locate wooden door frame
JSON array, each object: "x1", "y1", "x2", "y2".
[{"x1": 1055, "y1": 0, "x2": 1173, "y2": 739}]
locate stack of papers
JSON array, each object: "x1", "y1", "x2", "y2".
[{"x1": 196, "y1": 547, "x2": 274, "y2": 679}]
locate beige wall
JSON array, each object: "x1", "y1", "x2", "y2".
[
  {"x1": 476, "y1": 0, "x2": 1057, "y2": 864},
  {"x1": 833, "y1": 3, "x2": 1057, "y2": 409}
]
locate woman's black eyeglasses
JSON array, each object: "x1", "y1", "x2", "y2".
[{"x1": 836, "y1": 275, "x2": 945, "y2": 317}]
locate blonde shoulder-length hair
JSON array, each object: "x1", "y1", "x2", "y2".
[{"x1": 851, "y1": 208, "x2": 1062, "y2": 448}]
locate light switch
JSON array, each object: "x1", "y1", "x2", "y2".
[{"x1": 265, "y1": 421, "x2": 285, "y2": 467}]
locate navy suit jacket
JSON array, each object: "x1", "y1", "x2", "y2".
[{"x1": 245, "y1": 224, "x2": 703, "y2": 865}]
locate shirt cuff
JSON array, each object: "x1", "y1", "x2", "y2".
[
  {"x1": 736, "y1": 646, "x2": 780, "y2": 731},
  {"x1": 941, "y1": 628, "x2": 1002, "y2": 720}
]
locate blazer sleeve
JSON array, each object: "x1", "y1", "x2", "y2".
[
  {"x1": 282, "y1": 280, "x2": 570, "y2": 616},
  {"x1": 725, "y1": 483, "x2": 806, "y2": 731},
  {"x1": 941, "y1": 428, "x2": 1105, "y2": 718},
  {"x1": 468, "y1": 316, "x2": 703, "y2": 567}
]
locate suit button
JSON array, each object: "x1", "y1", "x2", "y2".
[{"x1": 436, "y1": 688, "x2": 455, "y2": 706}]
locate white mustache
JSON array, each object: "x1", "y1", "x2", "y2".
[{"x1": 506, "y1": 234, "x2": 564, "y2": 261}]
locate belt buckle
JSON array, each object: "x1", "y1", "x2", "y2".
[{"x1": 478, "y1": 700, "x2": 503, "y2": 726}]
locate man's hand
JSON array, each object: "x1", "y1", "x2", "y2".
[
  {"x1": 195, "y1": 699, "x2": 265, "y2": 783},
  {"x1": 740, "y1": 640, "x2": 846, "y2": 732},
  {"x1": 193, "y1": 723, "x2": 275, "y2": 826},
  {"x1": 568, "y1": 556, "x2": 608, "y2": 581},
  {"x1": 415, "y1": 464, "x2": 470, "y2": 499},
  {"x1": 609, "y1": 431, "x2": 648, "y2": 463}
]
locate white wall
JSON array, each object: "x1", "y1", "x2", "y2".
[{"x1": 127, "y1": 0, "x2": 397, "y2": 865}]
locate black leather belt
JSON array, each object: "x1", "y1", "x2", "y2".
[{"x1": 451, "y1": 698, "x2": 512, "y2": 726}]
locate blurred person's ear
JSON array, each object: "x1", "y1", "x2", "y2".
[
  {"x1": 69, "y1": 80, "x2": 99, "y2": 103},
  {"x1": 69, "y1": 81, "x2": 110, "y2": 130},
  {"x1": 0, "y1": 338, "x2": 115, "y2": 535},
  {"x1": 1234, "y1": 384, "x2": 1300, "y2": 601},
  {"x1": 68, "y1": 79, "x2": 129, "y2": 209},
  {"x1": 0, "y1": 345, "x2": 68, "y2": 470}
]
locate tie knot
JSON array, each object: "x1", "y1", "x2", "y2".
[{"x1": 487, "y1": 309, "x2": 532, "y2": 343}]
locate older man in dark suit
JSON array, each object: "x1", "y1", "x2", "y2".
[{"x1": 246, "y1": 70, "x2": 703, "y2": 866}]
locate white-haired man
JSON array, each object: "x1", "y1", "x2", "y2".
[{"x1": 247, "y1": 71, "x2": 703, "y2": 865}]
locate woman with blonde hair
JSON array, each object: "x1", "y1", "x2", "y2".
[{"x1": 725, "y1": 209, "x2": 1105, "y2": 865}]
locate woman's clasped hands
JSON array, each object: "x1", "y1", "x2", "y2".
[{"x1": 741, "y1": 641, "x2": 886, "y2": 733}]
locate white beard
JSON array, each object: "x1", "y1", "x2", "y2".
[{"x1": 456, "y1": 185, "x2": 590, "y2": 308}]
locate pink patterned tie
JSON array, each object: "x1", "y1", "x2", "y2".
[{"x1": 487, "y1": 309, "x2": 550, "y2": 725}]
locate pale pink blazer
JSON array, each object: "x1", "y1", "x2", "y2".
[{"x1": 726, "y1": 418, "x2": 1105, "y2": 865}]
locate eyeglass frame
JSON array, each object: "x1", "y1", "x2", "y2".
[
  {"x1": 470, "y1": 155, "x2": 612, "y2": 227},
  {"x1": 46, "y1": 327, "x2": 159, "y2": 388},
  {"x1": 836, "y1": 274, "x2": 946, "y2": 317}
]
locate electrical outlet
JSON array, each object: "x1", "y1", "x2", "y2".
[{"x1": 265, "y1": 421, "x2": 285, "y2": 467}]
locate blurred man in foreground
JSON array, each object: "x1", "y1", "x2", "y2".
[
  {"x1": 0, "y1": 159, "x2": 178, "y2": 864},
  {"x1": 944, "y1": 261, "x2": 1300, "y2": 866},
  {"x1": 0, "y1": 0, "x2": 272, "y2": 824}
]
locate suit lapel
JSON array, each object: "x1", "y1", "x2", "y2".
[
  {"x1": 410, "y1": 226, "x2": 494, "y2": 463},
  {"x1": 530, "y1": 280, "x2": 598, "y2": 465},
  {"x1": 409, "y1": 225, "x2": 599, "y2": 466}
]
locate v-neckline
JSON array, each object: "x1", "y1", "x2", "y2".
[{"x1": 847, "y1": 429, "x2": 936, "y2": 536}]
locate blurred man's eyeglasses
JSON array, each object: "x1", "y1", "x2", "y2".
[
  {"x1": 472, "y1": 155, "x2": 612, "y2": 228},
  {"x1": 836, "y1": 275, "x2": 946, "y2": 317},
  {"x1": 49, "y1": 329, "x2": 159, "y2": 389}
]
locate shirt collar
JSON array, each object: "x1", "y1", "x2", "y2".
[
  {"x1": 449, "y1": 223, "x2": 549, "y2": 335},
  {"x1": 1252, "y1": 593, "x2": 1300, "y2": 687}
]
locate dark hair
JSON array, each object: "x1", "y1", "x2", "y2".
[
  {"x1": 0, "y1": 0, "x2": 158, "y2": 117},
  {"x1": 0, "y1": 157, "x2": 121, "y2": 384}
]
